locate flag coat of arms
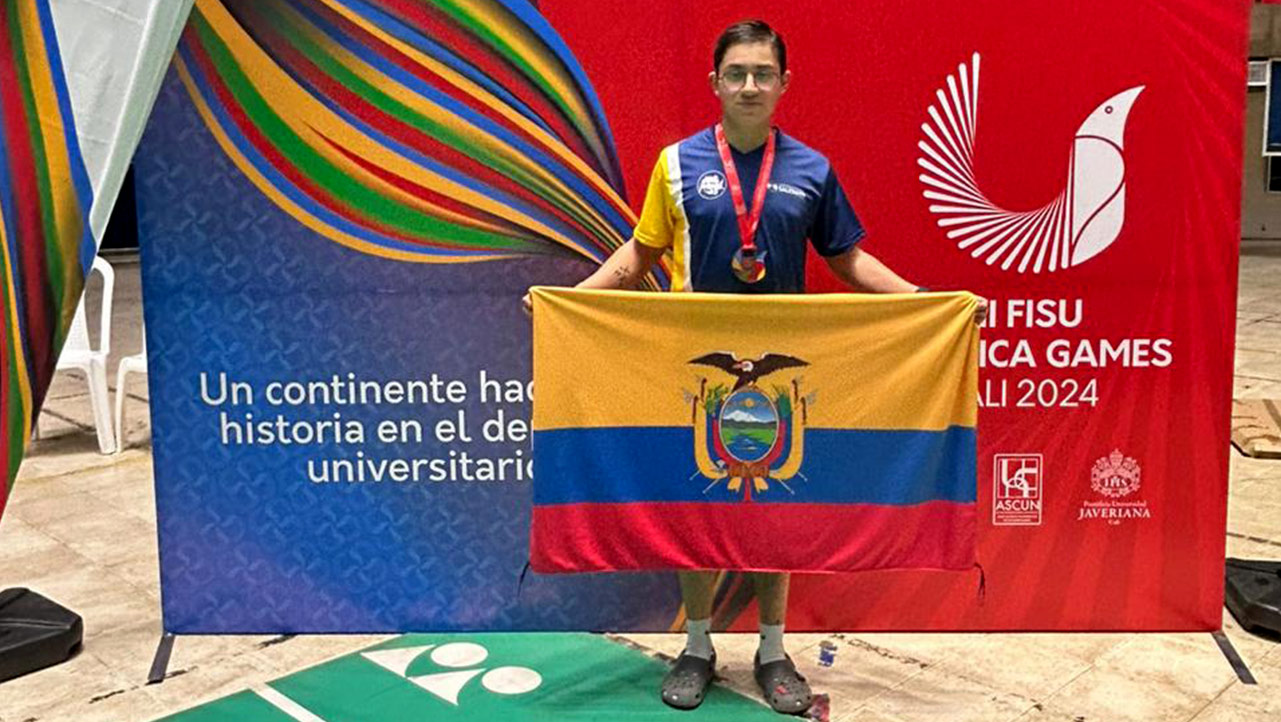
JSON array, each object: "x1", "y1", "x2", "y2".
[{"x1": 529, "y1": 288, "x2": 980, "y2": 574}]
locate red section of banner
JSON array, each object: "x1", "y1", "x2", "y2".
[
  {"x1": 531, "y1": 501, "x2": 976, "y2": 574},
  {"x1": 542, "y1": 0, "x2": 1246, "y2": 630}
]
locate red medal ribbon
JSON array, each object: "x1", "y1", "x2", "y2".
[{"x1": 715, "y1": 123, "x2": 776, "y2": 258}]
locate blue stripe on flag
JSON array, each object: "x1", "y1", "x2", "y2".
[{"x1": 533, "y1": 426, "x2": 976, "y2": 506}]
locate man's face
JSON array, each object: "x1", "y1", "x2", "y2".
[{"x1": 710, "y1": 41, "x2": 790, "y2": 127}]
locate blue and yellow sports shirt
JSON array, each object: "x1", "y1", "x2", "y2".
[{"x1": 633, "y1": 127, "x2": 866, "y2": 293}]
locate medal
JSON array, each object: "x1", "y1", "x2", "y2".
[
  {"x1": 731, "y1": 247, "x2": 767, "y2": 283},
  {"x1": 715, "y1": 123, "x2": 776, "y2": 284}
]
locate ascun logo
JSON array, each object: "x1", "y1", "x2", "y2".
[
  {"x1": 918, "y1": 53, "x2": 1145, "y2": 273},
  {"x1": 993, "y1": 453, "x2": 1043, "y2": 526}
]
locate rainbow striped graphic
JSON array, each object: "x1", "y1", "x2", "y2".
[
  {"x1": 177, "y1": 0, "x2": 662, "y2": 283},
  {"x1": 0, "y1": 0, "x2": 95, "y2": 511}
]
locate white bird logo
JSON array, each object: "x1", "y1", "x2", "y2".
[{"x1": 918, "y1": 53, "x2": 1144, "y2": 273}]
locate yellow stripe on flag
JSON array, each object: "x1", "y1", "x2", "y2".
[{"x1": 531, "y1": 288, "x2": 979, "y2": 432}]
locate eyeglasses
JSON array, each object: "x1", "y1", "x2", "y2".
[{"x1": 718, "y1": 68, "x2": 780, "y2": 92}]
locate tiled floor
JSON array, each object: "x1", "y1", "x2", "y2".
[{"x1": 0, "y1": 249, "x2": 1278, "y2": 721}]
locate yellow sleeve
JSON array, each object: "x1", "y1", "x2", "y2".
[{"x1": 632, "y1": 152, "x2": 675, "y2": 250}]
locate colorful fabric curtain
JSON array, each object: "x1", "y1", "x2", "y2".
[
  {"x1": 1, "y1": 0, "x2": 192, "y2": 516},
  {"x1": 530, "y1": 288, "x2": 980, "y2": 573},
  {"x1": 1, "y1": 0, "x2": 96, "y2": 505}
]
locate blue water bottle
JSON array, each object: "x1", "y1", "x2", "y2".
[{"x1": 817, "y1": 640, "x2": 838, "y2": 667}]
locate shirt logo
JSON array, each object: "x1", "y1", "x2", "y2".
[
  {"x1": 697, "y1": 171, "x2": 727, "y2": 200},
  {"x1": 768, "y1": 182, "x2": 806, "y2": 199},
  {"x1": 918, "y1": 53, "x2": 1144, "y2": 273}
]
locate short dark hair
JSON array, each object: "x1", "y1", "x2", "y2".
[{"x1": 713, "y1": 20, "x2": 787, "y2": 75}]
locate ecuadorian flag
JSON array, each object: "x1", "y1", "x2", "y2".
[{"x1": 530, "y1": 288, "x2": 980, "y2": 574}]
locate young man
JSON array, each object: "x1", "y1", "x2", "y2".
[{"x1": 531, "y1": 19, "x2": 984, "y2": 715}]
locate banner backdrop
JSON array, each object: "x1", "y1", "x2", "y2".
[{"x1": 137, "y1": 0, "x2": 1246, "y2": 632}]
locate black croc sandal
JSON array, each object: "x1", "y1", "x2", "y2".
[
  {"x1": 754, "y1": 652, "x2": 813, "y2": 715},
  {"x1": 661, "y1": 651, "x2": 716, "y2": 710}
]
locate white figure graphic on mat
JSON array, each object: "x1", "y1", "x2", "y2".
[
  {"x1": 918, "y1": 53, "x2": 1144, "y2": 273},
  {"x1": 361, "y1": 642, "x2": 542, "y2": 705}
]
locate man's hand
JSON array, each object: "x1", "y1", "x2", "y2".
[{"x1": 975, "y1": 296, "x2": 989, "y2": 326}]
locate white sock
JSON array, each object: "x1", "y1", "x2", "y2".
[
  {"x1": 758, "y1": 623, "x2": 786, "y2": 664},
  {"x1": 684, "y1": 618, "x2": 714, "y2": 660}
]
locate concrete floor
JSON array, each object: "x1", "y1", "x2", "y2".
[{"x1": 0, "y1": 250, "x2": 1278, "y2": 721}]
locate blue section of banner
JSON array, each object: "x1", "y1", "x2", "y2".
[
  {"x1": 532, "y1": 426, "x2": 977, "y2": 505},
  {"x1": 136, "y1": 70, "x2": 679, "y2": 633}
]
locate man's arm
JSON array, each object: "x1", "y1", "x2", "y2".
[
  {"x1": 822, "y1": 245, "x2": 917, "y2": 293},
  {"x1": 576, "y1": 238, "x2": 667, "y2": 290},
  {"x1": 525, "y1": 151, "x2": 675, "y2": 314},
  {"x1": 823, "y1": 245, "x2": 989, "y2": 323},
  {"x1": 522, "y1": 238, "x2": 666, "y2": 313}
]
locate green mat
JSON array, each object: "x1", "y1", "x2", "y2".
[{"x1": 158, "y1": 633, "x2": 782, "y2": 721}]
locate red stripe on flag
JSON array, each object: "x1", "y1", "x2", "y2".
[{"x1": 530, "y1": 501, "x2": 977, "y2": 574}]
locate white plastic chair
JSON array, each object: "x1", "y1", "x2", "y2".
[
  {"x1": 53, "y1": 256, "x2": 116, "y2": 454},
  {"x1": 114, "y1": 329, "x2": 148, "y2": 452}
]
